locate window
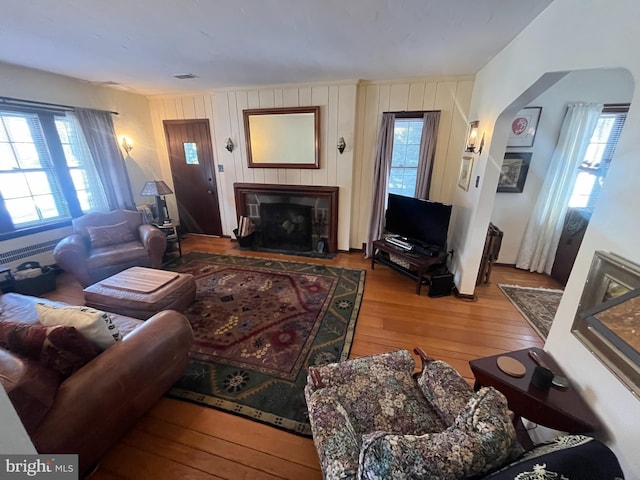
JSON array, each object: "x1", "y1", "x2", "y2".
[
  {"x1": 388, "y1": 118, "x2": 424, "y2": 197},
  {"x1": 0, "y1": 109, "x2": 108, "y2": 234},
  {"x1": 568, "y1": 106, "x2": 628, "y2": 211}
]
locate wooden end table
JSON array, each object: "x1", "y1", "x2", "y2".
[
  {"x1": 154, "y1": 222, "x2": 182, "y2": 259},
  {"x1": 469, "y1": 347, "x2": 600, "y2": 449}
]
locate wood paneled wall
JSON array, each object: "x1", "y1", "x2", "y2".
[
  {"x1": 148, "y1": 82, "x2": 357, "y2": 250},
  {"x1": 147, "y1": 76, "x2": 473, "y2": 250},
  {"x1": 351, "y1": 78, "x2": 474, "y2": 250}
]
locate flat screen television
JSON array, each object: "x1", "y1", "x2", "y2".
[{"x1": 384, "y1": 193, "x2": 452, "y2": 251}]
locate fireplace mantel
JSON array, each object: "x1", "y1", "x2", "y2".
[{"x1": 233, "y1": 183, "x2": 339, "y2": 253}]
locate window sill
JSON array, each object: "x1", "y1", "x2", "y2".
[{"x1": 0, "y1": 220, "x2": 72, "y2": 241}]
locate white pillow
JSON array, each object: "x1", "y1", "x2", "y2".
[{"x1": 36, "y1": 303, "x2": 122, "y2": 351}]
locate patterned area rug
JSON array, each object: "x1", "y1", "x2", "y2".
[
  {"x1": 163, "y1": 252, "x2": 365, "y2": 436},
  {"x1": 498, "y1": 284, "x2": 564, "y2": 340}
]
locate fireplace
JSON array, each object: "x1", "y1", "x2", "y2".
[
  {"x1": 260, "y1": 203, "x2": 313, "y2": 252},
  {"x1": 233, "y1": 183, "x2": 339, "y2": 254}
]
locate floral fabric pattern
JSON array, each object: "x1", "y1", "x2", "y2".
[{"x1": 305, "y1": 350, "x2": 522, "y2": 480}]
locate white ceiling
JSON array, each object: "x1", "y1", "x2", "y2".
[{"x1": 1, "y1": 0, "x2": 553, "y2": 96}]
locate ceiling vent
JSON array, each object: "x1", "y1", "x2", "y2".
[{"x1": 173, "y1": 73, "x2": 199, "y2": 80}]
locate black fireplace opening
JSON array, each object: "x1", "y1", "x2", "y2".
[{"x1": 259, "y1": 203, "x2": 313, "y2": 252}]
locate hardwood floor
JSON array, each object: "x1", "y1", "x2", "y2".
[{"x1": 43, "y1": 236, "x2": 561, "y2": 479}]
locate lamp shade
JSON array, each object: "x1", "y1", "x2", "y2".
[{"x1": 140, "y1": 180, "x2": 173, "y2": 196}]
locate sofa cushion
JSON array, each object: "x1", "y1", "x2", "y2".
[
  {"x1": 0, "y1": 348, "x2": 60, "y2": 434},
  {"x1": 37, "y1": 304, "x2": 122, "y2": 351},
  {"x1": 306, "y1": 350, "x2": 446, "y2": 437},
  {"x1": 0, "y1": 321, "x2": 98, "y2": 377},
  {"x1": 87, "y1": 241, "x2": 148, "y2": 270},
  {"x1": 86, "y1": 220, "x2": 136, "y2": 248},
  {"x1": 358, "y1": 388, "x2": 523, "y2": 480}
]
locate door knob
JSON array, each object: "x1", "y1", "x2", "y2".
[{"x1": 207, "y1": 190, "x2": 212, "y2": 194}]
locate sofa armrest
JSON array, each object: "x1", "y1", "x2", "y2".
[
  {"x1": 31, "y1": 310, "x2": 193, "y2": 474},
  {"x1": 138, "y1": 224, "x2": 167, "y2": 268},
  {"x1": 359, "y1": 388, "x2": 522, "y2": 480},
  {"x1": 53, "y1": 234, "x2": 91, "y2": 286},
  {"x1": 417, "y1": 360, "x2": 473, "y2": 425},
  {"x1": 307, "y1": 388, "x2": 361, "y2": 480},
  {"x1": 53, "y1": 234, "x2": 89, "y2": 267},
  {"x1": 482, "y1": 435, "x2": 624, "y2": 480}
]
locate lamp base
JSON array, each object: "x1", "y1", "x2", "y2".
[{"x1": 155, "y1": 195, "x2": 171, "y2": 225}]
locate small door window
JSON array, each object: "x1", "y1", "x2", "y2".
[{"x1": 183, "y1": 142, "x2": 199, "y2": 164}]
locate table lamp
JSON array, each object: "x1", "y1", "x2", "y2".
[{"x1": 140, "y1": 180, "x2": 173, "y2": 224}]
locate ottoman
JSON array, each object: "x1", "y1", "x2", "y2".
[{"x1": 83, "y1": 267, "x2": 196, "y2": 320}]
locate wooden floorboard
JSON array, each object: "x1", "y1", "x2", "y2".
[{"x1": 42, "y1": 235, "x2": 561, "y2": 479}]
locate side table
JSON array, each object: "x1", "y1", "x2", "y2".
[
  {"x1": 469, "y1": 347, "x2": 600, "y2": 449},
  {"x1": 153, "y1": 223, "x2": 182, "y2": 258}
]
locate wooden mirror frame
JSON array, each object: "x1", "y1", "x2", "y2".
[{"x1": 243, "y1": 106, "x2": 320, "y2": 169}]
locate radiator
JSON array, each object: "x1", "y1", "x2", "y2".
[{"x1": 0, "y1": 239, "x2": 61, "y2": 270}]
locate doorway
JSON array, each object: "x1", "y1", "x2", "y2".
[
  {"x1": 163, "y1": 119, "x2": 223, "y2": 236},
  {"x1": 489, "y1": 69, "x2": 633, "y2": 284}
]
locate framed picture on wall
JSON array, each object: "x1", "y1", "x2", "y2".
[
  {"x1": 497, "y1": 152, "x2": 531, "y2": 193},
  {"x1": 458, "y1": 156, "x2": 474, "y2": 191},
  {"x1": 507, "y1": 107, "x2": 542, "y2": 147}
]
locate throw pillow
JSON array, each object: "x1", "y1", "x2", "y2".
[
  {"x1": 86, "y1": 220, "x2": 137, "y2": 248},
  {"x1": 0, "y1": 321, "x2": 99, "y2": 377},
  {"x1": 36, "y1": 304, "x2": 122, "y2": 351}
]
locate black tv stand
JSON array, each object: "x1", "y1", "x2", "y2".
[{"x1": 372, "y1": 239, "x2": 448, "y2": 295}]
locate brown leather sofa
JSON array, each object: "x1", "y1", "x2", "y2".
[
  {"x1": 53, "y1": 209, "x2": 167, "y2": 287},
  {"x1": 0, "y1": 292, "x2": 193, "y2": 475}
]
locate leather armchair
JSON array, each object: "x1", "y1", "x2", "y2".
[{"x1": 54, "y1": 209, "x2": 166, "y2": 287}]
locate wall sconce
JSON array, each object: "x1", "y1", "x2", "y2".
[
  {"x1": 465, "y1": 121, "x2": 479, "y2": 153},
  {"x1": 121, "y1": 137, "x2": 133, "y2": 154},
  {"x1": 225, "y1": 138, "x2": 234, "y2": 153},
  {"x1": 337, "y1": 137, "x2": 346, "y2": 154}
]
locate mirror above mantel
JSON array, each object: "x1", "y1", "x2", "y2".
[{"x1": 243, "y1": 106, "x2": 320, "y2": 169}]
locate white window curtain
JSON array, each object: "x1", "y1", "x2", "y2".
[
  {"x1": 516, "y1": 102, "x2": 603, "y2": 273},
  {"x1": 74, "y1": 108, "x2": 135, "y2": 210}
]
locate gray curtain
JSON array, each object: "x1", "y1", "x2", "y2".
[
  {"x1": 75, "y1": 108, "x2": 135, "y2": 210},
  {"x1": 365, "y1": 113, "x2": 396, "y2": 257},
  {"x1": 414, "y1": 111, "x2": 441, "y2": 199}
]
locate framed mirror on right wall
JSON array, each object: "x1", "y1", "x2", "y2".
[{"x1": 572, "y1": 250, "x2": 640, "y2": 397}]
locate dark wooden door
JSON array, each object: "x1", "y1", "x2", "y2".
[
  {"x1": 550, "y1": 208, "x2": 590, "y2": 286},
  {"x1": 163, "y1": 119, "x2": 222, "y2": 236}
]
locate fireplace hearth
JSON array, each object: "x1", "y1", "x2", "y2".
[{"x1": 233, "y1": 183, "x2": 339, "y2": 254}]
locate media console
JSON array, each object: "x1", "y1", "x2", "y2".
[{"x1": 372, "y1": 239, "x2": 448, "y2": 295}]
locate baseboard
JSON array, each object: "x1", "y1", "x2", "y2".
[{"x1": 453, "y1": 286, "x2": 477, "y2": 302}]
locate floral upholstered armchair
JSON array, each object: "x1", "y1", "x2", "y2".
[{"x1": 304, "y1": 349, "x2": 523, "y2": 480}]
